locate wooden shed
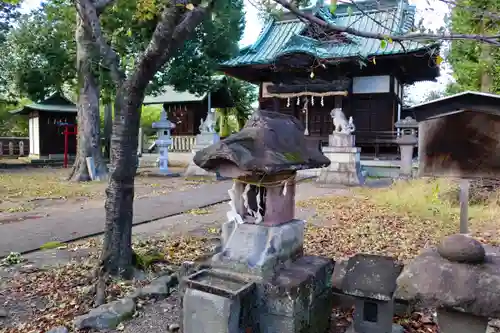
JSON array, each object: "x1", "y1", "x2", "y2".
[
  {"x1": 407, "y1": 91, "x2": 500, "y2": 178},
  {"x1": 10, "y1": 92, "x2": 77, "y2": 159}
]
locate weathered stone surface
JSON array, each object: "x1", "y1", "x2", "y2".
[
  {"x1": 183, "y1": 288, "x2": 241, "y2": 333},
  {"x1": 345, "y1": 323, "x2": 404, "y2": 333},
  {"x1": 341, "y1": 254, "x2": 403, "y2": 301},
  {"x1": 396, "y1": 245, "x2": 500, "y2": 318},
  {"x1": 437, "y1": 308, "x2": 489, "y2": 333},
  {"x1": 140, "y1": 275, "x2": 174, "y2": 298},
  {"x1": 437, "y1": 234, "x2": 486, "y2": 263},
  {"x1": 212, "y1": 219, "x2": 305, "y2": 278},
  {"x1": 193, "y1": 110, "x2": 330, "y2": 175},
  {"x1": 329, "y1": 133, "x2": 355, "y2": 147},
  {"x1": 46, "y1": 326, "x2": 69, "y2": 333},
  {"x1": 73, "y1": 298, "x2": 136, "y2": 330},
  {"x1": 318, "y1": 143, "x2": 364, "y2": 186}
]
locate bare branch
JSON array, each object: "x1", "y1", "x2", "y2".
[
  {"x1": 75, "y1": 0, "x2": 125, "y2": 85},
  {"x1": 271, "y1": 0, "x2": 500, "y2": 46}
]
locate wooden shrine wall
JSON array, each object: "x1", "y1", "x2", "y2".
[
  {"x1": 39, "y1": 112, "x2": 77, "y2": 156},
  {"x1": 418, "y1": 110, "x2": 500, "y2": 178},
  {"x1": 165, "y1": 102, "x2": 206, "y2": 136}
]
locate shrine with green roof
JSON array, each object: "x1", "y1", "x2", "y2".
[
  {"x1": 10, "y1": 92, "x2": 77, "y2": 159},
  {"x1": 220, "y1": 0, "x2": 440, "y2": 156}
]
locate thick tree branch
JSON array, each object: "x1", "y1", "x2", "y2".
[
  {"x1": 129, "y1": 1, "x2": 215, "y2": 93},
  {"x1": 75, "y1": 0, "x2": 125, "y2": 85},
  {"x1": 272, "y1": 0, "x2": 500, "y2": 46}
]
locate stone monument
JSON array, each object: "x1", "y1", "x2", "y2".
[
  {"x1": 152, "y1": 107, "x2": 179, "y2": 176},
  {"x1": 318, "y1": 108, "x2": 364, "y2": 185},
  {"x1": 341, "y1": 254, "x2": 404, "y2": 333},
  {"x1": 394, "y1": 117, "x2": 418, "y2": 178},
  {"x1": 181, "y1": 110, "x2": 334, "y2": 333},
  {"x1": 397, "y1": 234, "x2": 500, "y2": 333},
  {"x1": 184, "y1": 109, "x2": 220, "y2": 177}
]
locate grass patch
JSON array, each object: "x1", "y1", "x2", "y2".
[
  {"x1": 300, "y1": 178, "x2": 500, "y2": 263},
  {"x1": 40, "y1": 241, "x2": 66, "y2": 250},
  {"x1": 187, "y1": 207, "x2": 212, "y2": 215}
]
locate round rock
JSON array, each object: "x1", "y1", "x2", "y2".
[{"x1": 437, "y1": 234, "x2": 485, "y2": 264}]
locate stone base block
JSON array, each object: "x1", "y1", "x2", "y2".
[
  {"x1": 184, "y1": 133, "x2": 219, "y2": 177},
  {"x1": 212, "y1": 219, "x2": 305, "y2": 279},
  {"x1": 318, "y1": 146, "x2": 364, "y2": 186},
  {"x1": 329, "y1": 133, "x2": 355, "y2": 147},
  {"x1": 258, "y1": 255, "x2": 334, "y2": 333}
]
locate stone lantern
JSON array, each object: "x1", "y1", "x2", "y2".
[
  {"x1": 394, "y1": 117, "x2": 418, "y2": 178},
  {"x1": 152, "y1": 107, "x2": 177, "y2": 176},
  {"x1": 397, "y1": 234, "x2": 500, "y2": 333},
  {"x1": 181, "y1": 110, "x2": 334, "y2": 333}
]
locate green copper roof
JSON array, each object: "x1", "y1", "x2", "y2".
[
  {"x1": 223, "y1": 0, "x2": 435, "y2": 67},
  {"x1": 10, "y1": 92, "x2": 77, "y2": 115}
]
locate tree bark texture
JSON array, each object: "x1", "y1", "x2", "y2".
[
  {"x1": 70, "y1": 8, "x2": 107, "y2": 182},
  {"x1": 78, "y1": 0, "x2": 216, "y2": 277}
]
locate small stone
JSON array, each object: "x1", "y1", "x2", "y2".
[
  {"x1": 73, "y1": 298, "x2": 135, "y2": 330},
  {"x1": 46, "y1": 326, "x2": 69, "y2": 333},
  {"x1": 0, "y1": 307, "x2": 7, "y2": 317},
  {"x1": 168, "y1": 323, "x2": 180, "y2": 332},
  {"x1": 437, "y1": 234, "x2": 486, "y2": 263}
]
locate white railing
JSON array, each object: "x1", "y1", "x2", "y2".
[
  {"x1": 142, "y1": 135, "x2": 196, "y2": 153},
  {"x1": 170, "y1": 135, "x2": 196, "y2": 152}
]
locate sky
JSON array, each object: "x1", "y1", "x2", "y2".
[{"x1": 20, "y1": 0, "x2": 452, "y2": 101}]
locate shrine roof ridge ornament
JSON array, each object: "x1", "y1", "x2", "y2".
[{"x1": 193, "y1": 110, "x2": 331, "y2": 175}]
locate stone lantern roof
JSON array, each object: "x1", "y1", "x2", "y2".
[{"x1": 193, "y1": 110, "x2": 330, "y2": 176}]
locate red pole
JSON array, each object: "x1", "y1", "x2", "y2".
[{"x1": 64, "y1": 126, "x2": 69, "y2": 168}]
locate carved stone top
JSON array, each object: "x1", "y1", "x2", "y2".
[
  {"x1": 330, "y1": 108, "x2": 355, "y2": 134},
  {"x1": 152, "y1": 107, "x2": 175, "y2": 130},
  {"x1": 193, "y1": 110, "x2": 331, "y2": 176},
  {"x1": 395, "y1": 116, "x2": 418, "y2": 129},
  {"x1": 199, "y1": 109, "x2": 216, "y2": 134},
  {"x1": 396, "y1": 236, "x2": 500, "y2": 318}
]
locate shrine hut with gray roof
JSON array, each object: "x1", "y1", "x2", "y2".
[
  {"x1": 219, "y1": 0, "x2": 440, "y2": 158},
  {"x1": 10, "y1": 92, "x2": 77, "y2": 160}
]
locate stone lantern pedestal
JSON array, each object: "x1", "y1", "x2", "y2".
[
  {"x1": 152, "y1": 109, "x2": 180, "y2": 177},
  {"x1": 180, "y1": 110, "x2": 334, "y2": 333}
]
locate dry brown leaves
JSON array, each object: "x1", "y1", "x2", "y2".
[
  {"x1": 0, "y1": 235, "x2": 217, "y2": 333},
  {"x1": 301, "y1": 194, "x2": 500, "y2": 263}
]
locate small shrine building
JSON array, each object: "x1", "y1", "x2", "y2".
[
  {"x1": 220, "y1": 0, "x2": 440, "y2": 155},
  {"x1": 10, "y1": 92, "x2": 77, "y2": 159}
]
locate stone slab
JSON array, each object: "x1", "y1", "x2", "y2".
[
  {"x1": 329, "y1": 133, "x2": 355, "y2": 147},
  {"x1": 183, "y1": 288, "x2": 241, "y2": 333},
  {"x1": 322, "y1": 146, "x2": 361, "y2": 154},
  {"x1": 212, "y1": 219, "x2": 305, "y2": 278}
]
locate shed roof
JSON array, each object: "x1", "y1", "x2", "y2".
[
  {"x1": 10, "y1": 92, "x2": 77, "y2": 115},
  {"x1": 406, "y1": 91, "x2": 500, "y2": 122},
  {"x1": 221, "y1": 0, "x2": 438, "y2": 68}
]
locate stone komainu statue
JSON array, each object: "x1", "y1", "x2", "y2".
[{"x1": 330, "y1": 108, "x2": 355, "y2": 134}]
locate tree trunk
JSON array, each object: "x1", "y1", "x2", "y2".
[
  {"x1": 69, "y1": 8, "x2": 107, "y2": 182},
  {"x1": 103, "y1": 103, "x2": 112, "y2": 161},
  {"x1": 101, "y1": 83, "x2": 142, "y2": 278}
]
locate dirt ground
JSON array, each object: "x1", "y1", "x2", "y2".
[{"x1": 0, "y1": 166, "x2": 214, "y2": 224}]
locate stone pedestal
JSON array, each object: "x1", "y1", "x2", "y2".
[
  {"x1": 181, "y1": 219, "x2": 334, "y2": 333},
  {"x1": 184, "y1": 132, "x2": 220, "y2": 177},
  {"x1": 318, "y1": 133, "x2": 364, "y2": 186},
  {"x1": 396, "y1": 134, "x2": 417, "y2": 179}
]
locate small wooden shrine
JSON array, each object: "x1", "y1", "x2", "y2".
[
  {"x1": 10, "y1": 92, "x2": 77, "y2": 159},
  {"x1": 219, "y1": 0, "x2": 440, "y2": 154},
  {"x1": 143, "y1": 76, "x2": 234, "y2": 135},
  {"x1": 406, "y1": 91, "x2": 500, "y2": 178}
]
